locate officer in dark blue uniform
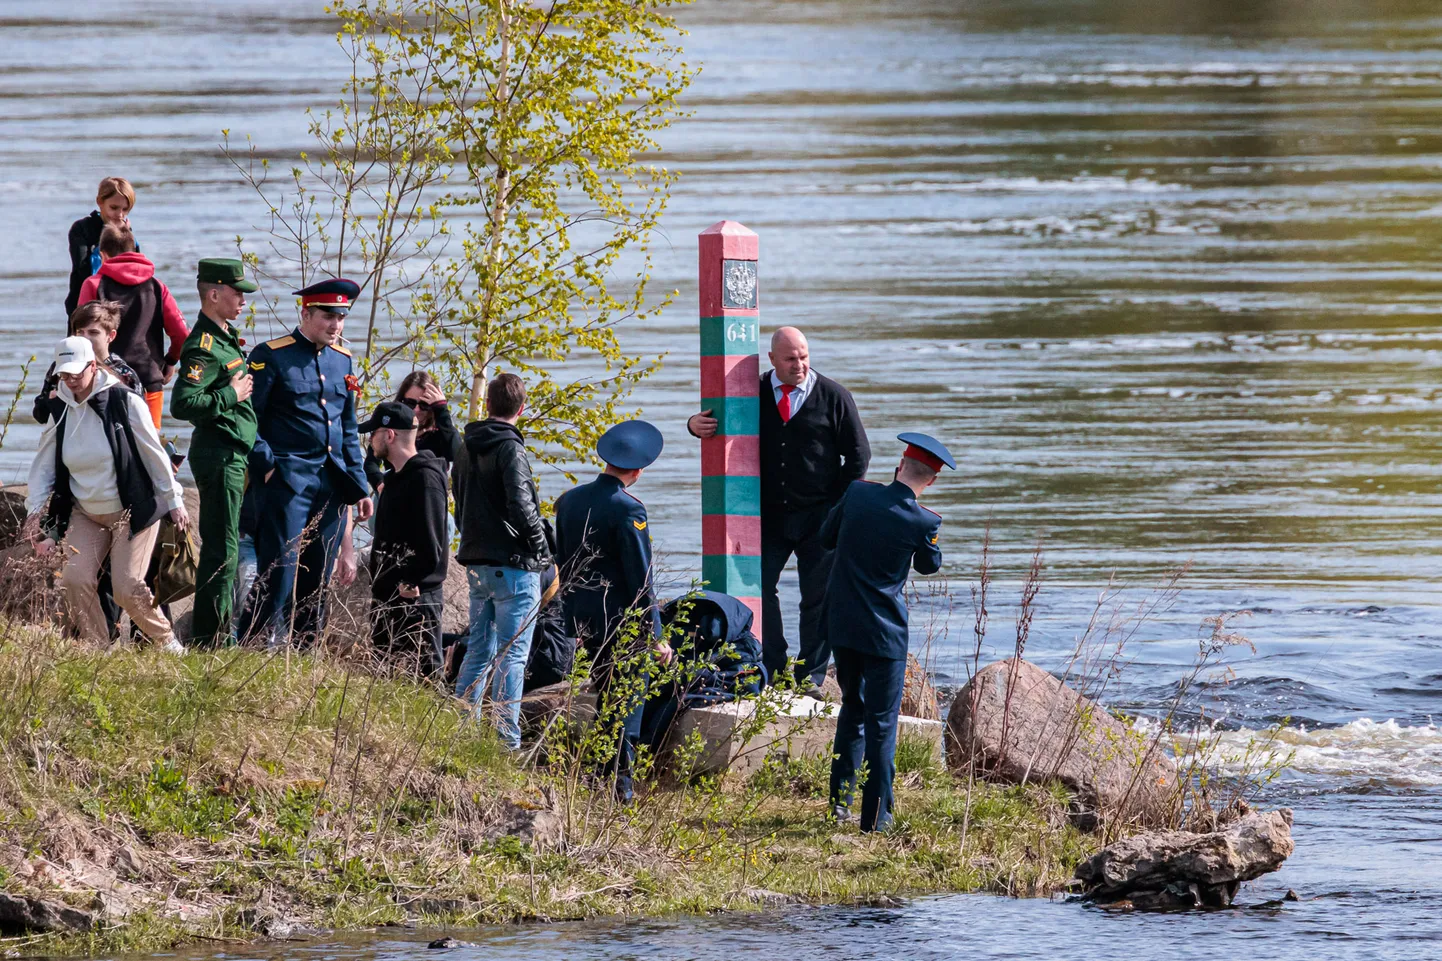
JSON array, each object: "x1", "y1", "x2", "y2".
[
  {"x1": 239, "y1": 279, "x2": 374, "y2": 647},
  {"x1": 821, "y1": 432, "x2": 953, "y2": 832},
  {"x1": 554, "y1": 420, "x2": 672, "y2": 801}
]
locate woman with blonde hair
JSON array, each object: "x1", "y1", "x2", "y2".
[{"x1": 66, "y1": 176, "x2": 137, "y2": 318}]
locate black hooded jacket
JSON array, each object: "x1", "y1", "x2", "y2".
[
  {"x1": 370, "y1": 450, "x2": 450, "y2": 598},
  {"x1": 454, "y1": 418, "x2": 549, "y2": 571}
]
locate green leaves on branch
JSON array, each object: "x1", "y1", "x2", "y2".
[{"x1": 226, "y1": 0, "x2": 695, "y2": 476}]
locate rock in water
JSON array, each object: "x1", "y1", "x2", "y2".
[
  {"x1": 0, "y1": 892, "x2": 95, "y2": 934},
  {"x1": 429, "y1": 937, "x2": 475, "y2": 949},
  {"x1": 1074, "y1": 808, "x2": 1295, "y2": 910},
  {"x1": 945, "y1": 659, "x2": 1178, "y2": 828}
]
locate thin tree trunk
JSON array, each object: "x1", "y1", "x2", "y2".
[{"x1": 468, "y1": 0, "x2": 512, "y2": 420}]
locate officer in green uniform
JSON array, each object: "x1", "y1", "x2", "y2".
[{"x1": 170, "y1": 258, "x2": 259, "y2": 647}]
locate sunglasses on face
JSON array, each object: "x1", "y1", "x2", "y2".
[{"x1": 400, "y1": 397, "x2": 426, "y2": 409}]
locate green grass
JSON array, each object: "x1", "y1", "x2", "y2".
[{"x1": 0, "y1": 621, "x2": 1092, "y2": 956}]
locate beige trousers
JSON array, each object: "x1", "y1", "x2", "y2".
[{"x1": 60, "y1": 509, "x2": 173, "y2": 646}]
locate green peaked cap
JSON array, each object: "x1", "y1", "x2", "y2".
[{"x1": 197, "y1": 257, "x2": 259, "y2": 292}]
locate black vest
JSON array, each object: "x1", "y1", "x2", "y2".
[
  {"x1": 97, "y1": 275, "x2": 166, "y2": 391},
  {"x1": 44, "y1": 387, "x2": 164, "y2": 541},
  {"x1": 758, "y1": 372, "x2": 854, "y2": 514}
]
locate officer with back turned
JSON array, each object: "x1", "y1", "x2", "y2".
[
  {"x1": 821, "y1": 432, "x2": 953, "y2": 832},
  {"x1": 554, "y1": 420, "x2": 674, "y2": 801},
  {"x1": 170, "y1": 258, "x2": 259, "y2": 647},
  {"x1": 238, "y1": 278, "x2": 373, "y2": 647}
]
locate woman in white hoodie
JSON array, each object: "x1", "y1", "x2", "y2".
[{"x1": 24, "y1": 336, "x2": 189, "y2": 650}]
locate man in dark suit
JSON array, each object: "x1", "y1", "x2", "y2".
[
  {"x1": 822, "y1": 432, "x2": 952, "y2": 832},
  {"x1": 239, "y1": 278, "x2": 373, "y2": 647},
  {"x1": 554, "y1": 420, "x2": 674, "y2": 801},
  {"x1": 688, "y1": 326, "x2": 870, "y2": 692}
]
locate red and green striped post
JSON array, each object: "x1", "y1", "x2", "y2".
[{"x1": 698, "y1": 221, "x2": 761, "y2": 628}]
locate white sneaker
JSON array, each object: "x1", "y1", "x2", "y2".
[{"x1": 160, "y1": 638, "x2": 186, "y2": 655}]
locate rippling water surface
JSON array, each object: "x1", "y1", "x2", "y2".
[{"x1": 3, "y1": 0, "x2": 1441, "y2": 957}]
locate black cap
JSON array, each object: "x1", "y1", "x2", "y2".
[{"x1": 358, "y1": 400, "x2": 416, "y2": 433}]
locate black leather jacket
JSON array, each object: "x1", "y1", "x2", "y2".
[{"x1": 454, "y1": 418, "x2": 550, "y2": 571}]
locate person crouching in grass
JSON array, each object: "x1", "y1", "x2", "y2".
[{"x1": 22, "y1": 336, "x2": 190, "y2": 653}]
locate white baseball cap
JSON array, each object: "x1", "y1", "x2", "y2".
[{"x1": 54, "y1": 336, "x2": 96, "y2": 376}]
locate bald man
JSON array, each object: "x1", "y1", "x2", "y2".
[{"x1": 688, "y1": 326, "x2": 870, "y2": 692}]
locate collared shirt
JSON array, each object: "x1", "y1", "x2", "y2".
[{"x1": 770, "y1": 368, "x2": 817, "y2": 417}]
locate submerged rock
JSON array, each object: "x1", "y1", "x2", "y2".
[
  {"x1": 945, "y1": 658, "x2": 1178, "y2": 828},
  {"x1": 1074, "y1": 808, "x2": 1295, "y2": 910},
  {"x1": 428, "y1": 936, "x2": 475, "y2": 949},
  {"x1": 0, "y1": 892, "x2": 95, "y2": 934}
]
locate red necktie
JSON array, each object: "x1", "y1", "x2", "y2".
[{"x1": 778, "y1": 383, "x2": 796, "y2": 423}]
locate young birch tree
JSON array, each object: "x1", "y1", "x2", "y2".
[{"x1": 228, "y1": 0, "x2": 695, "y2": 470}]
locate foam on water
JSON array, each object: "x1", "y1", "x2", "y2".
[{"x1": 1176, "y1": 718, "x2": 1442, "y2": 789}]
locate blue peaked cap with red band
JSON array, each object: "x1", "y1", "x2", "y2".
[
  {"x1": 898, "y1": 432, "x2": 956, "y2": 471},
  {"x1": 293, "y1": 278, "x2": 361, "y2": 315},
  {"x1": 598, "y1": 420, "x2": 664, "y2": 470}
]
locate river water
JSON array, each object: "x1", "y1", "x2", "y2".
[{"x1": 3, "y1": 0, "x2": 1442, "y2": 957}]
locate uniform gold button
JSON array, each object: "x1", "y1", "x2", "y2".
[
  {"x1": 327, "y1": 445, "x2": 333, "y2": 452},
  {"x1": 320, "y1": 398, "x2": 327, "y2": 406}
]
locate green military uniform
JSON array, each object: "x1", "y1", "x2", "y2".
[{"x1": 170, "y1": 259, "x2": 259, "y2": 647}]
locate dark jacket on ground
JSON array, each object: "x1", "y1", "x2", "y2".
[
  {"x1": 65, "y1": 211, "x2": 104, "y2": 318},
  {"x1": 757, "y1": 371, "x2": 870, "y2": 514},
  {"x1": 454, "y1": 418, "x2": 549, "y2": 571},
  {"x1": 820, "y1": 480, "x2": 943, "y2": 661},
  {"x1": 33, "y1": 356, "x2": 141, "y2": 424},
  {"x1": 641, "y1": 590, "x2": 766, "y2": 749},
  {"x1": 523, "y1": 541, "x2": 575, "y2": 692},
  {"x1": 370, "y1": 450, "x2": 450, "y2": 599},
  {"x1": 364, "y1": 401, "x2": 462, "y2": 492}
]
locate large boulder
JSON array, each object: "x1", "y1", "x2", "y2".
[
  {"x1": 946, "y1": 659, "x2": 1178, "y2": 829},
  {"x1": 1074, "y1": 807, "x2": 1295, "y2": 910}
]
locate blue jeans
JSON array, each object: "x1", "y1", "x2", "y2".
[{"x1": 456, "y1": 565, "x2": 541, "y2": 749}]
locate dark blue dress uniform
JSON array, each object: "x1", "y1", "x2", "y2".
[
  {"x1": 821, "y1": 433, "x2": 952, "y2": 832},
  {"x1": 239, "y1": 280, "x2": 369, "y2": 646},
  {"x1": 554, "y1": 420, "x2": 664, "y2": 799}
]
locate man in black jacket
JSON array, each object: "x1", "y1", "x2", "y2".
[
  {"x1": 453, "y1": 373, "x2": 550, "y2": 749},
  {"x1": 688, "y1": 326, "x2": 870, "y2": 692},
  {"x1": 362, "y1": 401, "x2": 450, "y2": 678}
]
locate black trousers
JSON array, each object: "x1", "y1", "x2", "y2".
[
  {"x1": 760, "y1": 504, "x2": 835, "y2": 686},
  {"x1": 371, "y1": 588, "x2": 444, "y2": 679},
  {"x1": 829, "y1": 646, "x2": 907, "y2": 832}
]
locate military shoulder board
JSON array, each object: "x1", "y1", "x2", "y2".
[{"x1": 199, "y1": 332, "x2": 214, "y2": 351}]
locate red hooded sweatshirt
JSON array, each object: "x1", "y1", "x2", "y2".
[{"x1": 78, "y1": 252, "x2": 190, "y2": 389}]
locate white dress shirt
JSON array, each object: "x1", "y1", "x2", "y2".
[{"x1": 770, "y1": 368, "x2": 817, "y2": 418}]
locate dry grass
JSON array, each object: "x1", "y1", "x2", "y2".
[{"x1": 0, "y1": 619, "x2": 1090, "y2": 956}]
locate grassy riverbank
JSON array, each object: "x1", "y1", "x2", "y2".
[{"x1": 0, "y1": 621, "x2": 1091, "y2": 956}]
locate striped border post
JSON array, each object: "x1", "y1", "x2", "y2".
[{"x1": 698, "y1": 221, "x2": 762, "y2": 630}]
